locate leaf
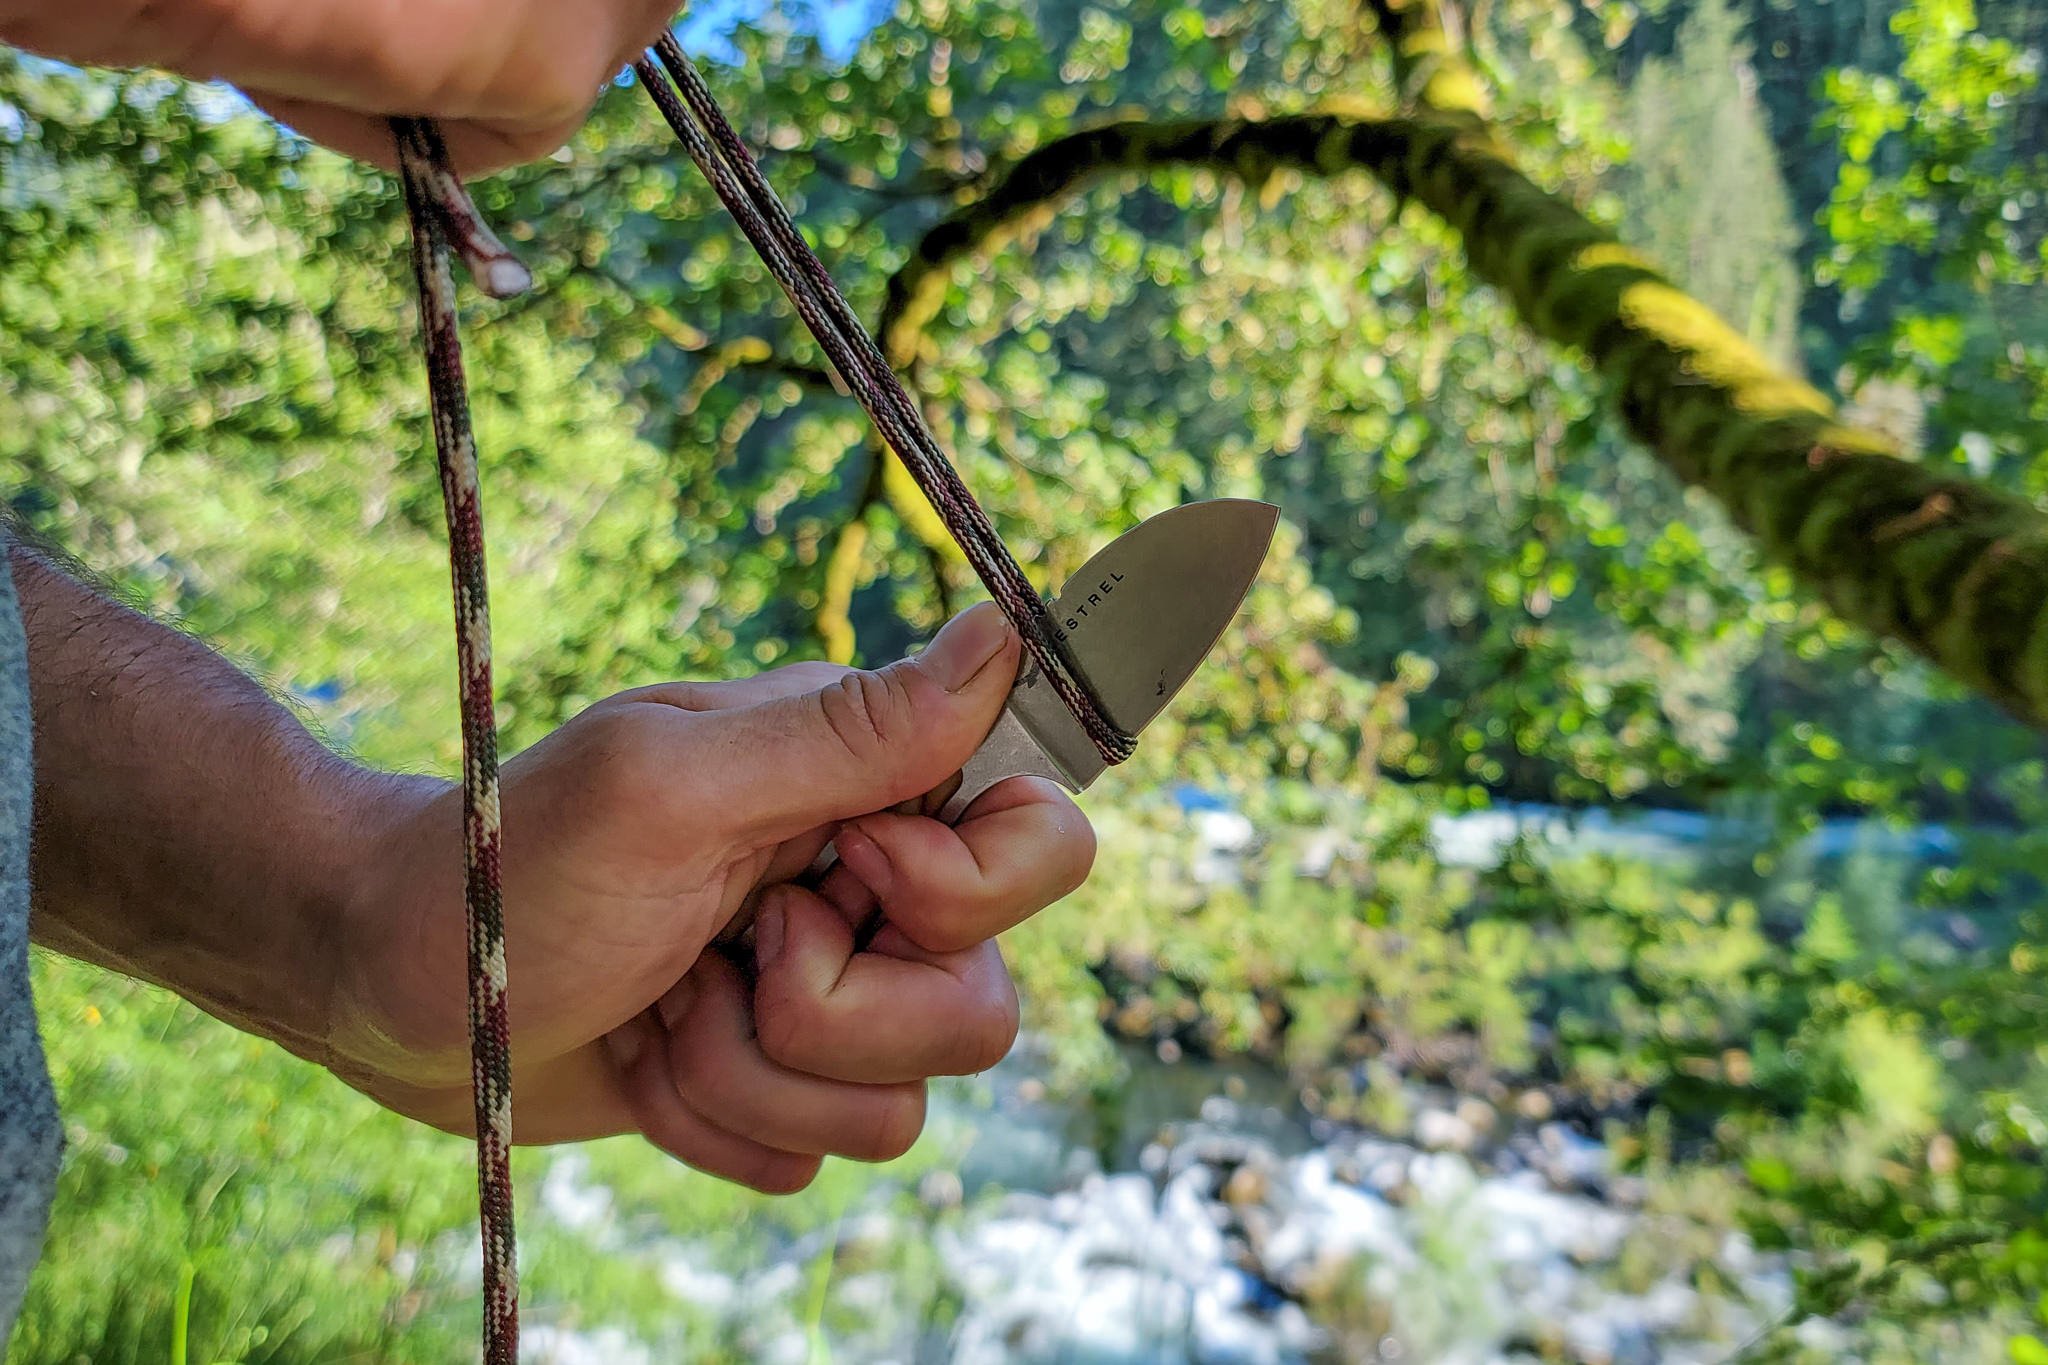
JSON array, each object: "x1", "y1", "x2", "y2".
[{"x1": 2007, "y1": 1335, "x2": 2048, "y2": 1365}]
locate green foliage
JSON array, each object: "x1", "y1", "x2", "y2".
[
  {"x1": 16, "y1": 953, "x2": 978, "y2": 1364},
  {"x1": 15, "y1": 959, "x2": 484, "y2": 1363},
  {"x1": 7, "y1": 0, "x2": 2048, "y2": 1356},
  {"x1": 1818, "y1": 0, "x2": 2048, "y2": 504},
  {"x1": 1615, "y1": 0, "x2": 1803, "y2": 363}
]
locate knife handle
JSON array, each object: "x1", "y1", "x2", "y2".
[
  {"x1": 805, "y1": 702, "x2": 1071, "y2": 877},
  {"x1": 933, "y1": 704, "x2": 1074, "y2": 823}
]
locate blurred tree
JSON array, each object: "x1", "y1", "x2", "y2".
[{"x1": 1615, "y1": 0, "x2": 1802, "y2": 364}]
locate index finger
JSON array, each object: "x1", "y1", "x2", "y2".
[{"x1": 823, "y1": 777, "x2": 1097, "y2": 955}]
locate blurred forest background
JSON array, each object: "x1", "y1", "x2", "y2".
[{"x1": 5, "y1": 0, "x2": 2048, "y2": 1360}]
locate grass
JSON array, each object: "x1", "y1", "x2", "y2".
[{"x1": 11, "y1": 954, "x2": 966, "y2": 1365}]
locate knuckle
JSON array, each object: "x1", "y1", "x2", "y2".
[
  {"x1": 815, "y1": 667, "x2": 916, "y2": 765},
  {"x1": 773, "y1": 661, "x2": 853, "y2": 692},
  {"x1": 574, "y1": 706, "x2": 675, "y2": 804}
]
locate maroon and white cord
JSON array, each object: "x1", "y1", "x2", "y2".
[{"x1": 391, "y1": 115, "x2": 526, "y2": 1365}]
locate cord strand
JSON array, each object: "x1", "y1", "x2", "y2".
[
  {"x1": 392, "y1": 116, "x2": 520, "y2": 1365},
  {"x1": 635, "y1": 41, "x2": 1136, "y2": 763}
]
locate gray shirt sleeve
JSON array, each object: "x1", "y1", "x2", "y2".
[{"x1": 0, "y1": 539, "x2": 62, "y2": 1349}]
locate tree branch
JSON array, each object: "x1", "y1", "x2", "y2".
[
  {"x1": 807, "y1": 149, "x2": 988, "y2": 201},
  {"x1": 871, "y1": 105, "x2": 2048, "y2": 731},
  {"x1": 815, "y1": 443, "x2": 886, "y2": 663},
  {"x1": 816, "y1": 512, "x2": 871, "y2": 665},
  {"x1": 1362, "y1": 0, "x2": 1493, "y2": 116}
]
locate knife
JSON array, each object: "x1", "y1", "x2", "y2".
[
  {"x1": 789, "y1": 497, "x2": 1279, "y2": 908},
  {"x1": 930, "y1": 496, "x2": 1280, "y2": 822}
]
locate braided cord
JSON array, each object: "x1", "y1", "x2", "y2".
[
  {"x1": 391, "y1": 116, "x2": 521, "y2": 1365},
  {"x1": 635, "y1": 38, "x2": 1136, "y2": 764}
]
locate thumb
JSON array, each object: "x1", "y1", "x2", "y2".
[{"x1": 719, "y1": 603, "x2": 1021, "y2": 841}]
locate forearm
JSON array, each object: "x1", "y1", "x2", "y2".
[{"x1": 13, "y1": 544, "x2": 438, "y2": 1062}]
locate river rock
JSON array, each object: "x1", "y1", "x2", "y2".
[
  {"x1": 920, "y1": 1167, "x2": 964, "y2": 1212},
  {"x1": 1414, "y1": 1105, "x2": 1478, "y2": 1152},
  {"x1": 1255, "y1": 1151, "x2": 1411, "y2": 1297},
  {"x1": 545, "y1": 1040, "x2": 1808, "y2": 1365},
  {"x1": 520, "y1": 1325, "x2": 654, "y2": 1365},
  {"x1": 1535, "y1": 1120, "x2": 1612, "y2": 1194},
  {"x1": 1222, "y1": 1162, "x2": 1270, "y2": 1207},
  {"x1": 1455, "y1": 1095, "x2": 1499, "y2": 1139}
]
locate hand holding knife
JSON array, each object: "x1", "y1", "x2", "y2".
[{"x1": 775, "y1": 498, "x2": 1278, "y2": 945}]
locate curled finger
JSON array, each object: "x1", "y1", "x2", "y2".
[
  {"x1": 830, "y1": 777, "x2": 1096, "y2": 954},
  {"x1": 603, "y1": 1008, "x2": 821, "y2": 1194},
  {"x1": 660, "y1": 954, "x2": 929, "y2": 1163},
  {"x1": 751, "y1": 888, "x2": 1020, "y2": 1084}
]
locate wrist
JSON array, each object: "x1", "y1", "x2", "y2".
[
  {"x1": 321, "y1": 770, "x2": 470, "y2": 1089},
  {"x1": 11, "y1": 544, "x2": 458, "y2": 1072},
  {"x1": 155, "y1": 752, "x2": 446, "y2": 1068},
  {"x1": 25, "y1": 746, "x2": 425, "y2": 1065},
  {"x1": 300, "y1": 765, "x2": 449, "y2": 1067}
]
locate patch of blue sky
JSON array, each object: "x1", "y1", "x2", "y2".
[{"x1": 674, "y1": 0, "x2": 891, "y2": 65}]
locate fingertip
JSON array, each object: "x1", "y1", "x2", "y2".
[
  {"x1": 833, "y1": 824, "x2": 895, "y2": 898},
  {"x1": 743, "y1": 1153, "x2": 825, "y2": 1196}
]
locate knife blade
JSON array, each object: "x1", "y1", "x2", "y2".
[{"x1": 932, "y1": 497, "x2": 1280, "y2": 822}]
